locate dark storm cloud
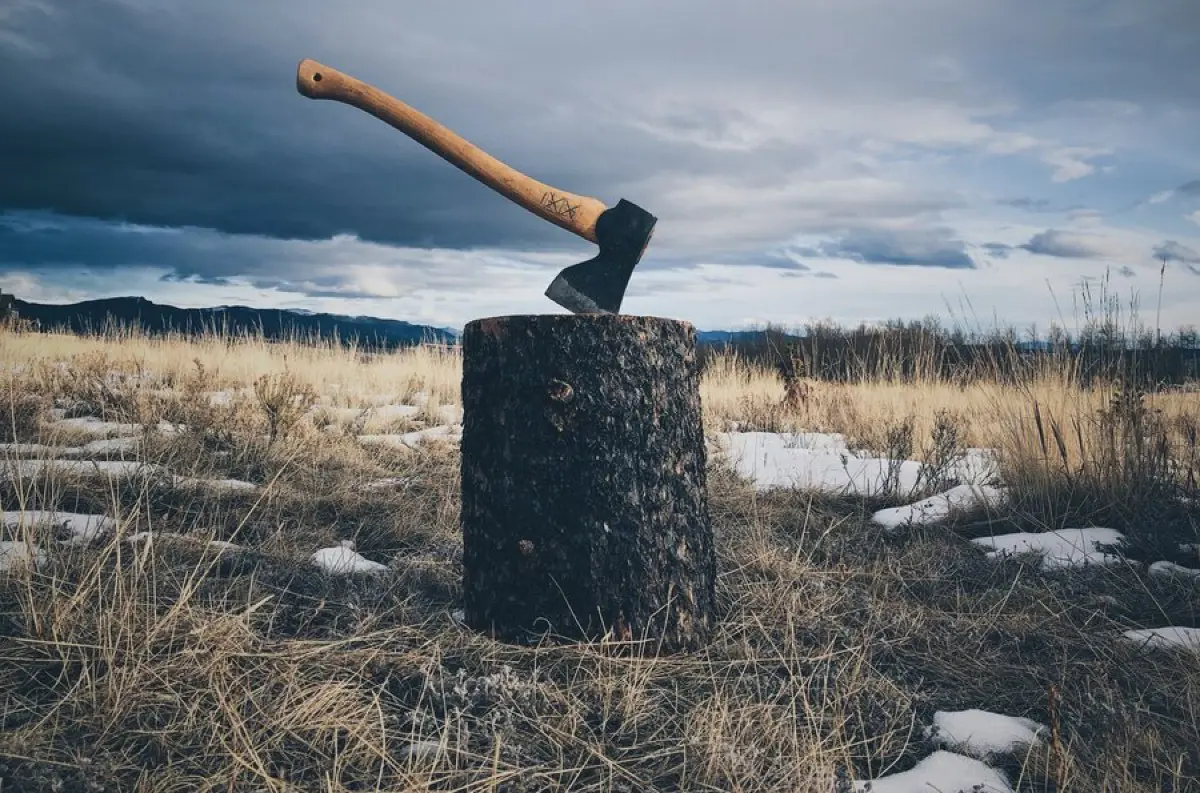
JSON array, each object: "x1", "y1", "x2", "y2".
[
  {"x1": 0, "y1": 0, "x2": 718, "y2": 256},
  {"x1": 0, "y1": 210, "x2": 551, "y2": 298},
  {"x1": 2, "y1": 0, "x2": 1199, "y2": 295},
  {"x1": 809, "y1": 229, "x2": 976, "y2": 269}
]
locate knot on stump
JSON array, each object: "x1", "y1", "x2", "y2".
[{"x1": 547, "y1": 379, "x2": 574, "y2": 404}]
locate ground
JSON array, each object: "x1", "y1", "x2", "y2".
[{"x1": 0, "y1": 327, "x2": 1197, "y2": 792}]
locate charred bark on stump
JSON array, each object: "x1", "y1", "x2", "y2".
[{"x1": 460, "y1": 313, "x2": 716, "y2": 652}]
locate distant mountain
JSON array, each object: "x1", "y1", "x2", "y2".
[{"x1": 10, "y1": 296, "x2": 457, "y2": 349}]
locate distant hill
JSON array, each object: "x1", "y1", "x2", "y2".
[
  {"x1": 4, "y1": 294, "x2": 821, "y2": 353},
  {"x1": 695, "y1": 329, "x2": 801, "y2": 345},
  {"x1": 9, "y1": 296, "x2": 458, "y2": 349}
]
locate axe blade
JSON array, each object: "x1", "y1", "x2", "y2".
[{"x1": 544, "y1": 199, "x2": 657, "y2": 314}]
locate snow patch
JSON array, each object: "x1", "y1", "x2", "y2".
[
  {"x1": 712, "y1": 431, "x2": 924, "y2": 495},
  {"x1": 78, "y1": 437, "x2": 140, "y2": 455},
  {"x1": 2, "y1": 509, "x2": 115, "y2": 545},
  {"x1": 356, "y1": 434, "x2": 413, "y2": 450},
  {"x1": 2, "y1": 458, "x2": 153, "y2": 480},
  {"x1": 0, "y1": 443, "x2": 62, "y2": 455},
  {"x1": 0, "y1": 540, "x2": 47, "y2": 572},
  {"x1": 436, "y1": 404, "x2": 463, "y2": 425},
  {"x1": 362, "y1": 476, "x2": 415, "y2": 491},
  {"x1": 2, "y1": 459, "x2": 256, "y2": 493},
  {"x1": 48, "y1": 417, "x2": 183, "y2": 438},
  {"x1": 971, "y1": 527, "x2": 1130, "y2": 570},
  {"x1": 311, "y1": 540, "x2": 389, "y2": 574},
  {"x1": 925, "y1": 709, "x2": 1045, "y2": 759},
  {"x1": 173, "y1": 475, "x2": 259, "y2": 493},
  {"x1": 871, "y1": 484, "x2": 1008, "y2": 530},
  {"x1": 1122, "y1": 626, "x2": 1200, "y2": 653},
  {"x1": 712, "y1": 432, "x2": 999, "y2": 496},
  {"x1": 126, "y1": 532, "x2": 242, "y2": 553},
  {"x1": 401, "y1": 425, "x2": 461, "y2": 448},
  {"x1": 50, "y1": 417, "x2": 142, "y2": 437},
  {"x1": 1148, "y1": 561, "x2": 1200, "y2": 581},
  {"x1": 853, "y1": 750, "x2": 1012, "y2": 793},
  {"x1": 954, "y1": 447, "x2": 1002, "y2": 484},
  {"x1": 358, "y1": 425, "x2": 461, "y2": 451}
]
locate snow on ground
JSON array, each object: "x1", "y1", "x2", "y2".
[
  {"x1": 436, "y1": 404, "x2": 463, "y2": 425},
  {"x1": 925, "y1": 709, "x2": 1045, "y2": 760},
  {"x1": 357, "y1": 424, "x2": 462, "y2": 451},
  {"x1": 401, "y1": 425, "x2": 461, "y2": 447},
  {"x1": 0, "y1": 540, "x2": 48, "y2": 572},
  {"x1": 378, "y1": 404, "x2": 423, "y2": 422},
  {"x1": 871, "y1": 484, "x2": 1009, "y2": 530},
  {"x1": 78, "y1": 437, "x2": 140, "y2": 455},
  {"x1": 0, "y1": 443, "x2": 63, "y2": 456},
  {"x1": 712, "y1": 431, "x2": 924, "y2": 495},
  {"x1": 1148, "y1": 561, "x2": 1200, "y2": 581},
  {"x1": 47, "y1": 417, "x2": 186, "y2": 438},
  {"x1": 361, "y1": 476, "x2": 415, "y2": 491},
  {"x1": 1122, "y1": 627, "x2": 1200, "y2": 653},
  {"x1": 1, "y1": 439, "x2": 136, "y2": 458},
  {"x1": 311, "y1": 540, "x2": 389, "y2": 574},
  {"x1": 711, "y1": 432, "x2": 1000, "y2": 497},
  {"x1": 355, "y1": 435, "x2": 413, "y2": 450},
  {"x1": 49, "y1": 417, "x2": 143, "y2": 437},
  {"x1": 315, "y1": 404, "x2": 422, "y2": 425},
  {"x1": 173, "y1": 475, "x2": 259, "y2": 493},
  {"x1": 971, "y1": 527, "x2": 1131, "y2": 570},
  {"x1": 1, "y1": 458, "x2": 261, "y2": 493},
  {"x1": 126, "y1": 532, "x2": 243, "y2": 553},
  {"x1": 954, "y1": 447, "x2": 1001, "y2": 485},
  {"x1": 852, "y1": 750, "x2": 1012, "y2": 793},
  {"x1": 206, "y1": 390, "x2": 236, "y2": 406},
  {"x1": 2, "y1": 458, "x2": 152, "y2": 480},
  {"x1": 1, "y1": 509, "x2": 115, "y2": 545}
]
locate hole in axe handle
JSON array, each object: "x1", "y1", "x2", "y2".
[{"x1": 312, "y1": 72, "x2": 323, "y2": 82}]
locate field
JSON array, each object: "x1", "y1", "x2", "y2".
[{"x1": 0, "y1": 325, "x2": 1198, "y2": 792}]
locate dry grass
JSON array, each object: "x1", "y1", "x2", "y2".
[{"x1": 0, "y1": 325, "x2": 1197, "y2": 792}]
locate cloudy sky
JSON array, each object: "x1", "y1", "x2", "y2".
[{"x1": 2, "y1": 0, "x2": 1199, "y2": 333}]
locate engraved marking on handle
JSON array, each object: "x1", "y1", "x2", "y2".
[{"x1": 541, "y1": 191, "x2": 579, "y2": 221}]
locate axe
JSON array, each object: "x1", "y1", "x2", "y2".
[{"x1": 296, "y1": 59, "x2": 657, "y2": 315}]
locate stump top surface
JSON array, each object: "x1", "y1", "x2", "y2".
[{"x1": 465, "y1": 314, "x2": 694, "y2": 333}]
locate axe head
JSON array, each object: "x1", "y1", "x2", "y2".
[{"x1": 544, "y1": 199, "x2": 657, "y2": 315}]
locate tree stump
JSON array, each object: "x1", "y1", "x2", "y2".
[{"x1": 460, "y1": 313, "x2": 716, "y2": 652}]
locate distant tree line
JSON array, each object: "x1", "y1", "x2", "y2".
[{"x1": 697, "y1": 317, "x2": 1200, "y2": 390}]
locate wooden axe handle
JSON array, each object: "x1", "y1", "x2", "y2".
[{"x1": 297, "y1": 59, "x2": 605, "y2": 244}]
